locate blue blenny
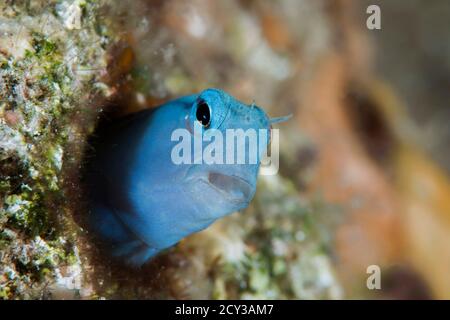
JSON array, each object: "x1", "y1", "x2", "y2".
[{"x1": 87, "y1": 88, "x2": 289, "y2": 266}]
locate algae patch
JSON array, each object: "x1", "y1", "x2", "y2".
[{"x1": 0, "y1": 0, "x2": 113, "y2": 299}]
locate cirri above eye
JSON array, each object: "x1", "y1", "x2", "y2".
[{"x1": 196, "y1": 99, "x2": 211, "y2": 127}]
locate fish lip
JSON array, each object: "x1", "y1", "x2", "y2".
[{"x1": 200, "y1": 171, "x2": 253, "y2": 204}]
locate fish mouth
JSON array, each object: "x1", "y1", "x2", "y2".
[{"x1": 206, "y1": 172, "x2": 253, "y2": 203}]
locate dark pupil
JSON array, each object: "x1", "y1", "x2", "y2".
[{"x1": 196, "y1": 100, "x2": 210, "y2": 127}]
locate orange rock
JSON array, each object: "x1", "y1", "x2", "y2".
[
  {"x1": 261, "y1": 13, "x2": 292, "y2": 52},
  {"x1": 395, "y1": 146, "x2": 450, "y2": 299},
  {"x1": 297, "y1": 54, "x2": 402, "y2": 292}
]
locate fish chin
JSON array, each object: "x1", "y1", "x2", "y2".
[{"x1": 206, "y1": 171, "x2": 253, "y2": 204}]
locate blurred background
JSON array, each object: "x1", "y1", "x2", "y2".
[{"x1": 1, "y1": 0, "x2": 449, "y2": 299}]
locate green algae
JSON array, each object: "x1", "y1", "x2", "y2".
[
  {"x1": 0, "y1": 0, "x2": 113, "y2": 299},
  {"x1": 207, "y1": 175, "x2": 342, "y2": 299}
]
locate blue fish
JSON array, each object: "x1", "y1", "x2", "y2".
[{"x1": 86, "y1": 88, "x2": 289, "y2": 266}]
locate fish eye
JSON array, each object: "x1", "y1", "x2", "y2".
[{"x1": 196, "y1": 99, "x2": 211, "y2": 128}]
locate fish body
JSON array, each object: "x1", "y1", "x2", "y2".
[{"x1": 87, "y1": 88, "x2": 272, "y2": 266}]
